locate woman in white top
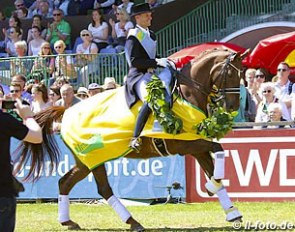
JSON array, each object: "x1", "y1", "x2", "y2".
[
  {"x1": 87, "y1": 9, "x2": 109, "y2": 52},
  {"x1": 76, "y1": 29, "x2": 98, "y2": 87},
  {"x1": 255, "y1": 82, "x2": 290, "y2": 126},
  {"x1": 31, "y1": 82, "x2": 52, "y2": 114},
  {"x1": 109, "y1": 8, "x2": 134, "y2": 52},
  {"x1": 5, "y1": 26, "x2": 21, "y2": 57},
  {"x1": 28, "y1": 26, "x2": 46, "y2": 56}
]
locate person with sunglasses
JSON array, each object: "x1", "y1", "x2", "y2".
[
  {"x1": 76, "y1": 29, "x2": 98, "y2": 87},
  {"x1": 274, "y1": 62, "x2": 293, "y2": 120},
  {"x1": 0, "y1": 96, "x2": 42, "y2": 232},
  {"x1": 5, "y1": 83, "x2": 30, "y2": 122},
  {"x1": 255, "y1": 82, "x2": 290, "y2": 128},
  {"x1": 46, "y1": 9, "x2": 71, "y2": 50}
]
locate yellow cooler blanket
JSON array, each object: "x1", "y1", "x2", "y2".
[{"x1": 61, "y1": 87, "x2": 206, "y2": 170}]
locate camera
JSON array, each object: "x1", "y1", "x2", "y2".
[{"x1": 2, "y1": 100, "x2": 16, "y2": 109}]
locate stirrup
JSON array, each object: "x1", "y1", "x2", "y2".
[{"x1": 129, "y1": 137, "x2": 142, "y2": 153}]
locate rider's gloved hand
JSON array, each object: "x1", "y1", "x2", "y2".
[
  {"x1": 156, "y1": 58, "x2": 168, "y2": 67},
  {"x1": 156, "y1": 58, "x2": 176, "y2": 69}
]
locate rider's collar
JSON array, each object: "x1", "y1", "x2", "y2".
[{"x1": 136, "y1": 25, "x2": 150, "y2": 36}]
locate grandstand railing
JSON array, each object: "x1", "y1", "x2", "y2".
[
  {"x1": 156, "y1": 0, "x2": 293, "y2": 57},
  {"x1": 0, "y1": 52, "x2": 129, "y2": 88}
]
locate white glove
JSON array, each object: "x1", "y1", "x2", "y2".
[{"x1": 156, "y1": 58, "x2": 168, "y2": 67}]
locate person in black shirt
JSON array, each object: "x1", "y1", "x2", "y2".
[{"x1": 0, "y1": 98, "x2": 42, "y2": 232}]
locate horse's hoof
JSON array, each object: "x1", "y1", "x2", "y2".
[
  {"x1": 61, "y1": 220, "x2": 81, "y2": 230},
  {"x1": 226, "y1": 207, "x2": 243, "y2": 222},
  {"x1": 130, "y1": 223, "x2": 145, "y2": 232}
]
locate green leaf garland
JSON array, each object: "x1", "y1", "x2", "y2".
[{"x1": 146, "y1": 75, "x2": 183, "y2": 135}]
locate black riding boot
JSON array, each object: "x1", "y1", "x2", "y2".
[{"x1": 129, "y1": 102, "x2": 152, "y2": 153}]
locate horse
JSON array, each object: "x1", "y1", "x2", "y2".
[{"x1": 15, "y1": 48, "x2": 249, "y2": 231}]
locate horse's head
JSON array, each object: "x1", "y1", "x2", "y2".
[{"x1": 180, "y1": 48, "x2": 249, "y2": 113}]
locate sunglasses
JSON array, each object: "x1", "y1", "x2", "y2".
[
  {"x1": 55, "y1": 46, "x2": 62, "y2": 49},
  {"x1": 255, "y1": 74, "x2": 265, "y2": 78},
  {"x1": 43, "y1": 47, "x2": 50, "y2": 49},
  {"x1": 49, "y1": 93, "x2": 57, "y2": 96},
  {"x1": 10, "y1": 31, "x2": 15, "y2": 34},
  {"x1": 53, "y1": 13, "x2": 61, "y2": 16},
  {"x1": 10, "y1": 89, "x2": 20, "y2": 93},
  {"x1": 277, "y1": 68, "x2": 287, "y2": 72},
  {"x1": 81, "y1": 34, "x2": 90, "y2": 37},
  {"x1": 16, "y1": 3, "x2": 24, "y2": 7},
  {"x1": 263, "y1": 90, "x2": 272, "y2": 93}
]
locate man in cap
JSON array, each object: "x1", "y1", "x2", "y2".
[
  {"x1": 125, "y1": 3, "x2": 178, "y2": 152},
  {"x1": 88, "y1": 83, "x2": 103, "y2": 97}
]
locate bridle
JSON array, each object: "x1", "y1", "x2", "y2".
[{"x1": 176, "y1": 52, "x2": 243, "y2": 103}]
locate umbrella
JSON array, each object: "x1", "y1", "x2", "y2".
[
  {"x1": 169, "y1": 42, "x2": 246, "y2": 68},
  {"x1": 242, "y1": 31, "x2": 295, "y2": 75}
]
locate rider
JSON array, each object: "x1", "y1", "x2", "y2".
[{"x1": 125, "y1": 3, "x2": 175, "y2": 152}]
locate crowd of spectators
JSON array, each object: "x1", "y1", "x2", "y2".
[{"x1": 236, "y1": 61, "x2": 295, "y2": 127}]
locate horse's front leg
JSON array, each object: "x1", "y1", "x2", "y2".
[
  {"x1": 92, "y1": 164, "x2": 144, "y2": 232},
  {"x1": 58, "y1": 159, "x2": 90, "y2": 230}
]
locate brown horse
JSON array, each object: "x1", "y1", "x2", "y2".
[{"x1": 15, "y1": 48, "x2": 248, "y2": 231}]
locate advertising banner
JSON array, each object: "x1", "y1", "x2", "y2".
[
  {"x1": 186, "y1": 129, "x2": 295, "y2": 202},
  {"x1": 11, "y1": 136, "x2": 186, "y2": 200}
]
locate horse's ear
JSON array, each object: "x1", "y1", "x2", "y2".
[{"x1": 240, "y1": 48, "x2": 251, "y2": 60}]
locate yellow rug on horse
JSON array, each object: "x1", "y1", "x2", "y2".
[{"x1": 61, "y1": 87, "x2": 206, "y2": 170}]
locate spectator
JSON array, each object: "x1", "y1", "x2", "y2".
[
  {"x1": 266, "y1": 103, "x2": 290, "y2": 129},
  {"x1": 117, "y1": 0, "x2": 134, "y2": 14},
  {"x1": 11, "y1": 74, "x2": 33, "y2": 104},
  {"x1": 14, "y1": 0, "x2": 26, "y2": 10},
  {"x1": 4, "y1": 16, "x2": 23, "y2": 42},
  {"x1": 7, "y1": 83, "x2": 30, "y2": 121},
  {"x1": 53, "y1": 40, "x2": 77, "y2": 81},
  {"x1": 54, "y1": 76, "x2": 69, "y2": 87},
  {"x1": 147, "y1": 0, "x2": 161, "y2": 9},
  {"x1": 88, "y1": 82, "x2": 103, "y2": 96},
  {"x1": 16, "y1": 7, "x2": 29, "y2": 19},
  {"x1": 251, "y1": 68, "x2": 266, "y2": 106},
  {"x1": 0, "y1": 97, "x2": 42, "y2": 232},
  {"x1": 48, "y1": 85, "x2": 61, "y2": 105},
  {"x1": 30, "y1": 82, "x2": 51, "y2": 114},
  {"x1": 28, "y1": 26, "x2": 46, "y2": 56},
  {"x1": 76, "y1": 29, "x2": 98, "y2": 87},
  {"x1": 46, "y1": 9, "x2": 71, "y2": 49},
  {"x1": 255, "y1": 82, "x2": 290, "y2": 127},
  {"x1": 5, "y1": 26, "x2": 22, "y2": 57},
  {"x1": 27, "y1": 15, "x2": 47, "y2": 43},
  {"x1": 10, "y1": 40, "x2": 30, "y2": 77},
  {"x1": 245, "y1": 68, "x2": 256, "y2": 89},
  {"x1": 28, "y1": 0, "x2": 53, "y2": 18},
  {"x1": 88, "y1": 9, "x2": 109, "y2": 52},
  {"x1": 109, "y1": 8, "x2": 134, "y2": 52},
  {"x1": 103, "y1": 77, "x2": 119, "y2": 90},
  {"x1": 31, "y1": 41, "x2": 55, "y2": 81},
  {"x1": 93, "y1": 0, "x2": 115, "y2": 14},
  {"x1": 55, "y1": 84, "x2": 81, "y2": 108},
  {"x1": 76, "y1": 86, "x2": 89, "y2": 100},
  {"x1": 274, "y1": 62, "x2": 294, "y2": 119}
]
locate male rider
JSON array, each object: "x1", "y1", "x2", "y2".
[{"x1": 125, "y1": 3, "x2": 175, "y2": 152}]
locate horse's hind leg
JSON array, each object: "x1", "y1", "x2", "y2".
[
  {"x1": 58, "y1": 157, "x2": 91, "y2": 230},
  {"x1": 92, "y1": 164, "x2": 144, "y2": 232}
]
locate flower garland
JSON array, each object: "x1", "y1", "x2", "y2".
[{"x1": 146, "y1": 75, "x2": 183, "y2": 135}]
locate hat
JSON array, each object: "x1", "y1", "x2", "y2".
[
  {"x1": 103, "y1": 77, "x2": 120, "y2": 90},
  {"x1": 77, "y1": 87, "x2": 88, "y2": 95},
  {"x1": 131, "y1": 3, "x2": 152, "y2": 17},
  {"x1": 88, "y1": 83, "x2": 103, "y2": 90}
]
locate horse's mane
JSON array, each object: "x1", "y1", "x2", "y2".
[{"x1": 191, "y1": 48, "x2": 232, "y2": 64}]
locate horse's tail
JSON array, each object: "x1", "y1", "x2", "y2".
[{"x1": 14, "y1": 106, "x2": 66, "y2": 182}]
